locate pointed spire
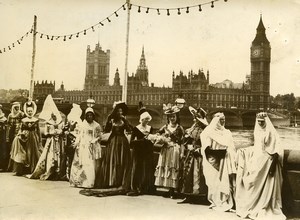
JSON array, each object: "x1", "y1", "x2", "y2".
[
  {"x1": 114, "y1": 68, "x2": 120, "y2": 86},
  {"x1": 252, "y1": 15, "x2": 269, "y2": 45},
  {"x1": 257, "y1": 14, "x2": 266, "y2": 31},
  {"x1": 142, "y1": 45, "x2": 145, "y2": 59},
  {"x1": 138, "y1": 46, "x2": 147, "y2": 69}
]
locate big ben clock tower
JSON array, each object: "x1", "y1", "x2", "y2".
[{"x1": 250, "y1": 15, "x2": 271, "y2": 110}]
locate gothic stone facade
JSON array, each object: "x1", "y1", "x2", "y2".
[{"x1": 49, "y1": 17, "x2": 270, "y2": 110}]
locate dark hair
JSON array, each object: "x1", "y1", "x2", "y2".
[
  {"x1": 167, "y1": 113, "x2": 180, "y2": 125},
  {"x1": 109, "y1": 107, "x2": 124, "y2": 121},
  {"x1": 85, "y1": 111, "x2": 95, "y2": 120}
]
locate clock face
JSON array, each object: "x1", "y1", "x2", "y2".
[{"x1": 252, "y1": 49, "x2": 260, "y2": 57}]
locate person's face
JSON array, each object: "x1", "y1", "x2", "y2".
[
  {"x1": 117, "y1": 108, "x2": 123, "y2": 117},
  {"x1": 141, "y1": 117, "x2": 150, "y2": 126},
  {"x1": 86, "y1": 112, "x2": 94, "y2": 123},
  {"x1": 219, "y1": 118, "x2": 225, "y2": 126},
  {"x1": 27, "y1": 107, "x2": 33, "y2": 117},
  {"x1": 14, "y1": 106, "x2": 20, "y2": 112},
  {"x1": 258, "y1": 119, "x2": 266, "y2": 128},
  {"x1": 168, "y1": 114, "x2": 177, "y2": 124},
  {"x1": 51, "y1": 113, "x2": 57, "y2": 121}
]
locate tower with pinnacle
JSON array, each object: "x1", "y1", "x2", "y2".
[
  {"x1": 135, "y1": 46, "x2": 149, "y2": 86},
  {"x1": 250, "y1": 15, "x2": 271, "y2": 110},
  {"x1": 84, "y1": 43, "x2": 110, "y2": 90}
]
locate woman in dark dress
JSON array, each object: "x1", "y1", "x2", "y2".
[
  {"x1": 94, "y1": 102, "x2": 132, "y2": 192},
  {"x1": 178, "y1": 106, "x2": 208, "y2": 204},
  {"x1": 0, "y1": 105, "x2": 8, "y2": 171},
  {"x1": 127, "y1": 110, "x2": 155, "y2": 196},
  {"x1": 7, "y1": 102, "x2": 24, "y2": 171}
]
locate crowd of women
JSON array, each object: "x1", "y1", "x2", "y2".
[{"x1": 0, "y1": 95, "x2": 286, "y2": 219}]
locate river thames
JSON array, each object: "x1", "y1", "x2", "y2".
[{"x1": 232, "y1": 127, "x2": 300, "y2": 150}]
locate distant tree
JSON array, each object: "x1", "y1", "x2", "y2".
[
  {"x1": 271, "y1": 93, "x2": 297, "y2": 111},
  {"x1": 281, "y1": 93, "x2": 296, "y2": 111},
  {"x1": 296, "y1": 100, "x2": 300, "y2": 109}
]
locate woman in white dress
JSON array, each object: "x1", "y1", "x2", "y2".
[
  {"x1": 200, "y1": 112, "x2": 237, "y2": 212},
  {"x1": 69, "y1": 107, "x2": 102, "y2": 188},
  {"x1": 235, "y1": 112, "x2": 285, "y2": 220}
]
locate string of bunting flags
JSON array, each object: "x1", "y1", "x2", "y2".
[
  {"x1": 35, "y1": 3, "x2": 126, "y2": 42},
  {"x1": 0, "y1": 27, "x2": 33, "y2": 54},
  {"x1": 0, "y1": 0, "x2": 228, "y2": 54},
  {"x1": 130, "y1": 0, "x2": 227, "y2": 15}
]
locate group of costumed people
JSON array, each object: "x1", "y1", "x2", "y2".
[{"x1": 0, "y1": 96, "x2": 286, "y2": 219}]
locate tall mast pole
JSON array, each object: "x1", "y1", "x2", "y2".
[
  {"x1": 29, "y1": 15, "x2": 37, "y2": 101},
  {"x1": 122, "y1": 0, "x2": 130, "y2": 103}
]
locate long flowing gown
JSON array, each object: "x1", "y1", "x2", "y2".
[
  {"x1": 180, "y1": 122, "x2": 206, "y2": 195},
  {"x1": 7, "y1": 111, "x2": 24, "y2": 171},
  {"x1": 95, "y1": 119, "x2": 131, "y2": 190},
  {"x1": 130, "y1": 125, "x2": 155, "y2": 194},
  {"x1": 70, "y1": 120, "x2": 102, "y2": 188},
  {"x1": 200, "y1": 118, "x2": 237, "y2": 211},
  {"x1": 10, "y1": 117, "x2": 41, "y2": 175},
  {"x1": 28, "y1": 119, "x2": 65, "y2": 180},
  {"x1": 64, "y1": 122, "x2": 79, "y2": 180},
  {"x1": 235, "y1": 117, "x2": 286, "y2": 220},
  {"x1": 0, "y1": 116, "x2": 8, "y2": 170},
  {"x1": 154, "y1": 124, "x2": 184, "y2": 189}
]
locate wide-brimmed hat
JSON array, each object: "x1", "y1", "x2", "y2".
[
  {"x1": 188, "y1": 106, "x2": 208, "y2": 126},
  {"x1": 112, "y1": 101, "x2": 128, "y2": 116},
  {"x1": 163, "y1": 104, "x2": 180, "y2": 115}
]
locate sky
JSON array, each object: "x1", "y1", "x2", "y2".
[{"x1": 0, "y1": 0, "x2": 300, "y2": 96}]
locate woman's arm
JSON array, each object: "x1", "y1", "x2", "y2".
[
  {"x1": 35, "y1": 120, "x2": 42, "y2": 143},
  {"x1": 6, "y1": 115, "x2": 12, "y2": 142},
  {"x1": 104, "y1": 118, "x2": 113, "y2": 133},
  {"x1": 130, "y1": 127, "x2": 137, "y2": 142},
  {"x1": 121, "y1": 117, "x2": 132, "y2": 132},
  {"x1": 157, "y1": 125, "x2": 166, "y2": 135}
]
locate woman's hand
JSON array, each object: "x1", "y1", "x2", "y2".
[{"x1": 187, "y1": 144, "x2": 194, "y2": 151}]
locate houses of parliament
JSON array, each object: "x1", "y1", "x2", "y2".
[{"x1": 33, "y1": 16, "x2": 271, "y2": 111}]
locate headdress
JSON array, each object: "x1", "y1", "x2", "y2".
[
  {"x1": 175, "y1": 98, "x2": 186, "y2": 109},
  {"x1": 10, "y1": 102, "x2": 21, "y2": 117},
  {"x1": 38, "y1": 94, "x2": 62, "y2": 123},
  {"x1": 163, "y1": 103, "x2": 180, "y2": 115},
  {"x1": 67, "y1": 103, "x2": 82, "y2": 124},
  {"x1": 23, "y1": 101, "x2": 37, "y2": 117},
  {"x1": 85, "y1": 107, "x2": 95, "y2": 115},
  {"x1": 112, "y1": 101, "x2": 128, "y2": 116},
  {"x1": 256, "y1": 112, "x2": 267, "y2": 120},
  {"x1": 138, "y1": 101, "x2": 147, "y2": 114},
  {"x1": 254, "y1": 112, "x2": 282, "y2": 160},
  {"x1": 214, "y1": 112, "x2": 225, "y2": 119},
  {"x1": 138, "y1": 101, "x2": 152, "y2": 123},
  {"x1": 139, "y1": 111, "x2": 152, "y2": 123},
  {"x1": 188, "y1": 106, "x2": 208, "y2": 126}
]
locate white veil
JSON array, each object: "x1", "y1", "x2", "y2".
[{"x1": 38, "y1": 95, "x2": 62, "y2": 123}]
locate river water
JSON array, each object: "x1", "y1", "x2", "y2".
[{"x1": 232, "y1": 127, "x2": 300, "y2": 150}]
